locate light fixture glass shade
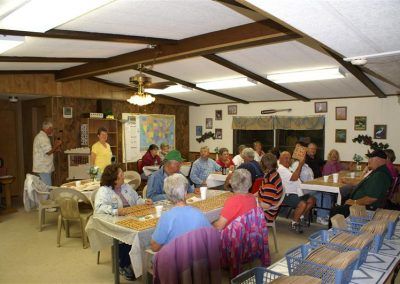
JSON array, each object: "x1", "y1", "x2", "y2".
[
  {"x1": 127, "y1": 93, "x2": 155, "y2": 106},
  {"x1": 0, "y1": 0, "x2": 114, "y2": 32},
  {"x1": 267, "y1": 67, "x2": 345, "y2": 83},
  {"x1": 0, "y1": 35, "x2": 25, "y2": 53},
  {"x1": 146, "y1": 85, "x2": 192, "y2": 95},
  {"x1": 196, "y1": 77, "x2": 257, "y2": 90}
]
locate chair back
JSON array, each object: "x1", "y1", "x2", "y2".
[
  {"x1": 124, "y1": 170, "x2": 141, "y2": 189},
  {"x1": 250, "y1": 177, "x2": 263, "y2": 194},
  {"x1": 90, "y1": 188, "x2": 99, "y2": 208},
  {"x1": 142, "y1": 185, "x2": 148, "y2": 199},
  {"x1": 137, "y1": 159, "x2": 144, "y2": 174},
  {"x1": 52, "y1": 187, "x2": 91, "y2": 220}
]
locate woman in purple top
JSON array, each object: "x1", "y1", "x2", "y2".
[{"x1": 322, "y1": 149, "x2": 343, "y2": 176}]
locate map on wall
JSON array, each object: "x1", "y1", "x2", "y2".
[{"x1": 139, "y1": 115, "x2": 175, "y2": 151}]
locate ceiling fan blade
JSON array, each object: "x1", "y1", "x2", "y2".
[{"x1": 146, "y1": 81, "x2": 176, "y2": 89}]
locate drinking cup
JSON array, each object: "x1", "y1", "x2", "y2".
[
  {"x1": 200, "y1": 186, "x2": 207, "y2": 200},
  {"x1": 155, "y1": 205, "x2": 163, "y2": 217}
]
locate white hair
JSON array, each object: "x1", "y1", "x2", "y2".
[
  {"x1": 163, "y1": 173, "x2": 188, "y2": 204},
  {"x1": 200, "y1": 146, "x2": 209, "y2": 152},
  {"x1": 42, "y1": 120, "x2": 53, "y2": 130},
  {"x1": 242, "y1": 148, "x2": 255, "y2": 159},
  {"x1": 230, "y1": 169, "x2": 252, "y2": 193}
]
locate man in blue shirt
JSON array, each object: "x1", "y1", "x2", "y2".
[
  {"x1": 190, "y1": 146, "x2": 222, "y2": 187},
  {"x1": 238, "y1": 148, "x2": 264, "y2": 182},
  {"x1": 147, "y1": 150, "x2": 195, "y2": 201}
]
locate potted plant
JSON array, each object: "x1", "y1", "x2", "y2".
[
  {"x1": 89, "y1": 166, "x2": 99, "y2": 182},
  {"x1": 353, "y1": 154, "x2": 364, "y2": 171}
]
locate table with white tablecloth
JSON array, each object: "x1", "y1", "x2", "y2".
[
  {"x1": 85, "y1": 190, "x2": 226, "y2": 280},
  {"x1": 206, "y1": 173, "x2": 228, "y2": 188}
]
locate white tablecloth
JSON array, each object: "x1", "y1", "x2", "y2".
[
  {"x1": 206, "y1": 173, "x2": 228, "y2": 188},
  {"x1": 300, "y1": 181, "x2": 342, "y2": 205},
  {"x1": 86, "y1": 190, "x2": 225, "y2": 277}
]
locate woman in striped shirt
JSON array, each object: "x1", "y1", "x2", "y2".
[{"x1": 257, "y1": 153, "x2": 284, "y2": 222}]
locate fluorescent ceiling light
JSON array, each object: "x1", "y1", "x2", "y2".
[
  {"x1": 0, "y1": 0, "x2": 115, "y2": 33},
  {"x1": 147, "y1": 85, "x2": 192, "y2": 95},
  {"x1": 196, "y1": 77, "x2": 257, "y2": 90},
  {"x1": 0, "y1": 35, "x2": 25, "y2": 53},
  {"x1": 267, "y1": 67, "x2": 345, "y2": 83}
]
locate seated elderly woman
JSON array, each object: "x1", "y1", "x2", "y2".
[
  {"x1": 323, "y1": 149, "x2": 343, "y2": 175},
  {"x1": 95, "y1": 164, "x2": 152, "y2": 281},
  {"x1": 213, "y1": 169, "x2": 258, "y2": 230},
  {"x1": 150, "y1": 174, "x2": 211, "y2": 252}
]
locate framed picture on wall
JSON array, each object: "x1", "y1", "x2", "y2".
[
  {"x1": 314, "y1": 102, "x2": 327, "y2": 113},
  {"x1": 335, "y1": 129, "x2": 347, "y2": 143},
  {"x1": 63, "y1": 107, "x2": 73, "y2": 118},
  {"x1": 374, "y1": 125, "x2": 387, "y2": 139},
  {"x1": 205, "y1": 118, "x2": 213, "y2": 129},
  {"x1": 335, "y1": 107, "x2": 347, "y2": 120},
  {"x1": 215, "y1": 110, "x2": 222, "y2": 120},
  {"x1": 215, "y1": 128, "x2": 222, "y2": 139},
  {"x1": 228, "y1": 105, "x2": 237, "y2": 115},
  {"x1": 195, "y1": 126, "x2": 202, "y2": 136},
  {"x1": 354, "y1": 116, "x2": 367, "y2": 130}
]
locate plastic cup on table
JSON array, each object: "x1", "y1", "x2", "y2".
[
  {"x1": 155, "y1": 205, "x2": 163, "y2": 217},
  {"x1": 75, "y1": 180, "x2": 81, "y2": 187},
  {"x1": 332, "y1": 173, "x2": 339, "y2": 183},
  {"x1": 350, "y1": 172, "x2": 355, "y2": 178},
  {"x1": 200, "y1": 187, "x2": 207, "y2": 200},
  {"x1": 323, "y1": 175, "x2": 329, "y2": 182}
]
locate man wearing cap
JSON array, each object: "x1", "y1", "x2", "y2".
[
  {"x1": 147, "y1": 150, "x2": 195, "y2": 201},
  {"x1": 329, "y1": 150, "x2": 392, "y2": 226}
]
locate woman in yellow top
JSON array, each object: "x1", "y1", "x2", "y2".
[{"x1": 91, "y1": 127, "x2": 112, "y2": 173}]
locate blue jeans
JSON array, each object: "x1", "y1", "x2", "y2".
[
  {"x1": 314, "y1": 192, "x2": 332, "y2": 218},
  {"x1": 39, "y1": 173, "x2": 52, "y2": 186}
]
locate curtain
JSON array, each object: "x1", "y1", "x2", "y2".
[
  {"x1": 274, "y1": 116, "x2": 325, "y2": 130},
  {"x1": 232, "y1": 116, "x2": 274, "y2": 130}
]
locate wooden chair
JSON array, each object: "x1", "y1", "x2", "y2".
[{"x1": 52, "y1": 187, "x2": 93, "y2": 248}]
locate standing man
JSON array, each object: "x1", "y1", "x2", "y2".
[
  {"x1": 190, "y1": 146, "x2": 221, "y2": 188},
  {"x1": 33, "y1": 120, "x2": 62, "y2": 186},
  {"x1": 305, "y1": 143, "x2": 324, "y2": 178}
]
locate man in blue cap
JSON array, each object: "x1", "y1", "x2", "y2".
[{"x1": 147, "y1": 150, "x2": 197, "y2": 201}]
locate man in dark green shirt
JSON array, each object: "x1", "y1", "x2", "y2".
[{"x1": 329, "y1": 150, "x2": 392, "y2": 227}]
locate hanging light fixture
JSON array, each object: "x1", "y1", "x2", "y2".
[{"x1": 126, "y1": 73, "x2": 155, "y2": 106}]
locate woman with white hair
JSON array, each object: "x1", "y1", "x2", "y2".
[
  {"x1": 150, "y1": 173, "x2": 211, "y2": 252},
  {"x1": 213, "y1": 169, "x2": 257, "y2": 230}
]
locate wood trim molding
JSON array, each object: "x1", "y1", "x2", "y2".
[
  {"x1": 55, "y1": 20, "x2": 300, "y2": 81},
  {"x1": 203, "y1": 54, "x2": 310, "y2": 101}
]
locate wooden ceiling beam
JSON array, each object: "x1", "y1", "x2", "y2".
[
  {"x1": 89, "y1": 77, "x2": 200, "y2": 107},
  {"x1": 0, "y1": 29, "x2": 178, "y2": 45},
  {"x1": 0, "y1": 56, "x2": 103, "y2": 62},
  {"x1": 203, "y1": 54, "x2": 310, "y2": 101},
  {"x1": 142, "y1": 69, "x2": 249, "y2": 104},
  {"x1": 55, "y1": 20, "x2": 300, "y2": 81},
  {"x1": 323, "y1": 47, "x2": 386, "y2": 98}
]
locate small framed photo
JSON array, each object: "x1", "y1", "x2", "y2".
[
  {"x1": 205, "y1": 118, "x2": 213, "y2": 129},
  {"x1": 228, "y1": 105, "x2": 237, "y2": 115},
  {"x1": 335, "y1": 107, "x2": 347, "y2": 120},
  {"x1": 195, "y1": 126, "x2": 202, "y2": 136},
  {"x1": 335, "y1": 129, "x2": 347, "y2": 143},
  {"x1": 374, "y1": 125, "x2": 387, "y2": 139},
  {"x1": 354, "y1": 116, "x2": 367, "y2": 131},
  {"x1": 215, "y1": 110, "x2": 222, "y2": 120},
  {"x1": 314, "y1": 102, "x2": 327, "y2": 113},
  {"x1": 215, "y1": 128, "x2": 222, "y2": 139},
  {"x1": 63, "y1": 107, "x2": 73, "y2": 118}
]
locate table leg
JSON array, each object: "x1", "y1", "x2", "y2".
[{"x1": 113, "y1": 238, "x2": 120, "y2": 284}]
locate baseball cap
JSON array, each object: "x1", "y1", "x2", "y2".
[
  {"x1": 165, "y1": 150, "x2": 183, "y2": 162},
  {"x1": 366, "y1": 150, "x2": 387, "y2": 159}
]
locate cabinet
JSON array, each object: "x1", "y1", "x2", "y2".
[{"x1": 87, "y1": 118, "x2": 119, "y2": 162}]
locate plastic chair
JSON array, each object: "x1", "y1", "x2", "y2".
[
  {"x1": 142, "y1": 185, "x2": 148, "y2": 199},
  {"x1": 251, "y1": 177, "x2": 263, "y2": 194},
  {"x1": 52, "y1": 187, "x2": 93, "y2": 248},
  {"x1": 124, "y1": 170, "x2": 141, "y2": 190}
]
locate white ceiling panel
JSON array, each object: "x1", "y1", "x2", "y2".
[
  {"x1": 154, "y1": 57, "x2": 241, "y2": 83},
  {"x1": 216, "y1": 84, "x2": 293, "y2": 101},
  {"x1": 0, "y1": 62, "x2": 81, "y2": 70},
  {"x1": 243, "y1": 0, "x2": 400, "y2": 58},
  {"x1": 2, "y1": 37, "x2": 145, "y2": 58},
  {"x1": 155, "y1": 90, "x2": 233, "y2": 105},
  {"x1": 367, "y1": 75, "x2": 400, "y2": 95},
  {"x1": 59, "y1": 0, "x2": 253, "y2": 40}
]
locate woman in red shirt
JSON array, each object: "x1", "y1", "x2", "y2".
[
  {"x1": 216, "y1": 147, "x2": 234, "y2": 170},
  {"x1": 213, "y1": 169, "x2": 257, "y2": 229},
  {"x1": 141, "y1": 144, "x2": 161, "y2": 167}
]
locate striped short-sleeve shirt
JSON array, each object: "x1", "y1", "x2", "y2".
[{"x1": 258, "y1": 170, "x2": 283, "y2": 222}]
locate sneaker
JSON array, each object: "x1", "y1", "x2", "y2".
[
  {"x1": 317, "y1": 217, "x2": 329, "y2": 226},
  {"x1": 45, "y1": 208, "x2": 57, "y2": 213},
  {"x1": 119, "y1": 265, "x2": 135, "y2": 281},
  {"x1": 290, "y1": 221, "x2": 303, "y2": 234},
  {"x1": 299, "y1": 215, "x2": 310, "y2": 227}
]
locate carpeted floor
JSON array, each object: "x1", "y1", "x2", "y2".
[{"x1": 0, "y1": 207, "x2": 325, "y2": 284}]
